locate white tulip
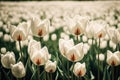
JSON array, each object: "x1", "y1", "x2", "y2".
[
  {"x1": 108, "y1": 28, "x2": 120, "y2": 44},
  {"x1": 73, "y1": 62, "x2": 86, "y2": 77},
  {"x1": 30, "y1": 17, "x2": 50, "y2": 37},
  {"x1": 65, "y1": 15, "x2": 88, "y2": 36},
  {"x1": 107, "y1": 50, "x2": 120, "y2": 66},
  {"x1": 66, "y1": 43, "x2": 84, "y2": 62},
  {"x1": 45, "y1": 60, "x2": 57, "y2": 73},
  {"x1": 3, "y1": 34, "x2": 10, "y2": 42},
  {"x1": 96, "y1": 53, "x2": 105, "y2": 61},
  {"x1": 31, "y1": 46, "x2": 51, "y2": 66},
  {"x1": 0, "y1": 32, "x2": 3, "y2": 38},
  {"x1": 59, "y1": 38, "x2": 74, "y2": 57},
  {"x1": 9, "y1": 22, "x2": 30, "y2": 41},
  {"x1": 51, "y1": 33, "x2": 57, "y2": 41},
  {"x1": 1, "y1": 51, "x2": 16, "y2": 69},
  {"x1": 11, "y1": 61, "x2": 26, "y2": 78},
  {"x1": 1, "y1": 47, "x2": 7, "y2": 54},
  {"x1": 85, "y1": 20, "x2": 106, "y2": 39}
]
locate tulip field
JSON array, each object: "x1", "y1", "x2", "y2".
[{"x1": 0, "y1": 1, "x2": 120, "y2": 80}]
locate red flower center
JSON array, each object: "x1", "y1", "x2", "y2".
[
  {"x1": 111, "y1": 61, "x2": 116, "y2": 66},
  {"x1": 71, "y1": 54, "x2": 75, "y2": 61},
  {"x1": 98, "y1": 33, "x2": 103, "y2": 38},
  {"x1": 38, "y1": 29, "x2": 43, "y2": 36},
  {"x1": 35, "y1": 59, "x2": 41, "y2": 65},
  {"x1": 77, "y1": 70, "x2": 82, "y2": 76},
  {"x1": 17, "y1": 35, "x2": 22, "y2": 41},
  {"x1": 75, "y1": 28, "x2": 81, "y2": 35}
]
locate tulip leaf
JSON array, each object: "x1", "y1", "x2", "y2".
[
  {"x1": 57, "y1": 66, "x2": 63, "y2": 76},
  {"x1": 55, "y1": 71, "x2": 59, "y2": 80}
]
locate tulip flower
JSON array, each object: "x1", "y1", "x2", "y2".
[
  {"x1": 73, "y1": 62, "x2": 86, "y2": 77},
  {"x1": 85, "y1": 20, "x2": 106, "y2": 39},
  {"x1": 66, "y1": 43, "x2": 84, "y2": 62},
  {"x1": 45, "y1": 60, "x2": 57, "y2": 73},
  {"x1": 9, "y1": 22, "x2": 30, "y2": 41},
  {"x1": 31, "y1": 46, "x2": 51, "y2": 66},
  {"x1": 107, "y1": 50, "x2": 120, "y2": 66},
  {"x1": 1, "y1": 51, "x2": 16, "y2": 69},
  {"x1": 59, "y1": 38, "x2": 74, "y2": 57},
  {"x1": 65, "y1": 15, "x2": 88, "y2": 36},
  {"x1": 11, "y1": 61, "x2": 26, "y2": 78},
  {"x1": 108, "y1": 28, "x2": 120, "y2": 44},
  {"x1": 30, "y1": 17, "x2": 50, "y2": 37}
]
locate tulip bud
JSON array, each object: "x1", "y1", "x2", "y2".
[
  {"x1": 96, "y1": 53, "x2": 105, "y2": 61},
  {"x1": 1, "y1": 47, "x2": 7, "y2": 54},
  {"x1": 73, "y1": 62, "x2": 86, "y2": 77},
  {"x1": 45, "y1": 60, "x2": 57, "y2": 73},
  {"x1": 11, "y1": 61, "x2": 26, "y2": 78},
  {"x1": 1, "y1": 51, "x2": 16, "y2": 69}
]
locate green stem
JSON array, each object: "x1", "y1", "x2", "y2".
[
  {"x1": 50, "y1": 73, "x2": 52, "y2": 80},
  {"x1": 79, "y1": 77, "x2": 82, "y2": 80},
  {"x1": 47, "y1": 73, "x2": 49, "y2": 80},
  {"x1": 98, "y1": 38, "x2": 100, "y2": 80},
  {"x1": 18, "y1": 41, "x2": 24, "y2": 63},
  {"x1": 67, "y1": 61, "x2": 70, "y2": 80},
  {"x1": 112, "y1": 66, "x2": 114, "y2": 80},
  {"x1": 72, "y1": 62, "x2": 75, "y2": 80},
  {"x1": 37, "y1": 66, "x2": 40, "y2": 80}
]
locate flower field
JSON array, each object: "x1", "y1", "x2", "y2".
[{"x1": 0, "y1": 1, "x2": 120, "y2": 80}]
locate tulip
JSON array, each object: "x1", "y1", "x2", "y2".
[
  {"x1": 108, "y1": 28, "x2": 120, "y2": 44},
  {"x1": 59, "y1": 38, "x2": 74, "y2": 57},
  {"x1": 45, "y1": 60, "x2": 57, "y2": 73},
  {"x1": 66, "y1": 43, "x2": 84, "y2": 62},
  {"x1": 30, "y1": 17, "x2": 50, "y2": 37},
  {"x1": 11, "y1": 61, "x2": 26, "y2": 78},
  {"x1": 1, "y1": 51, "x2": 16, "y2": 69},
  {"x1": 73, "y1": 62, "x2": 86, "y2": 77},
  {"x1": 85, "y1": 20, "x2": 106, "y2": 39},
  {"x1": 107, "y1": 50, "x2": 120, "y2": 66},
  {"x1": 9, "y1": 22, "x2": 30, "y2": 41},
  {"x1": 66, "y1": 15, "x2": 88, "y2": 36},
  {"x1": 1, "y1": 47, "x2": 7, "y2": 54},
  {"x1": 31, "y1": 46, "x2": 51, "y2": 66},
  {"x1": 96, "y1": 53, "x2": 105, "y2": 61}
]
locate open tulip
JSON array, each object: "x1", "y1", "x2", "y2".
[
  {"x1": 66, "y1": 15, "x2": 88, "y2": 36},
  {"x1": 66, "y1": 43, "x2": 84, "y2": 62},
  {"x1": 11, "y1": 61, "x2": 26, "y2": 78},
  {"x1": 45, "y1": 60, "x2": 57, "y2": 73},
  {"x1": 59, "y1": 38, "x2": 74, "y2": 57},
  {"x1": 107, "y1": 50, "x2": 120, "y2": 66},
  {"x1": 9, "y1": 22, "x2": 30, "y2": 41},
  {"x1": 85, "y1": 20, "x2": 106, "y2": 39},
  {"x1": 1, "y1": 51, "x2": 16, "y2": 69},
  {"x1": 73, "y1": 62, "x2": 86, "y2": 77},
  {"x1": 31, "y1": 46, "x2": 51, "y2": 66},
  {"x1": 30, "y1": 17, "x2": 50, "y2": 37}
]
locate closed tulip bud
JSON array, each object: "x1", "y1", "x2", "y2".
[
  {"x1": 31, "y1": 46, "x2": 51, "y2": 66},
  {"x1": 11, "y1": 61, "x2": 26, "y2": 78},
  {"x1": 1, "y1": 47, "x2": 7, "y2": 54},
  {"x1": 1, "y1": 51, "x2": 16, "y2": 69},
  {"x1": 107, "y1": 50, "x2": 120, "y2": 66},
  {"x1": 45, "y1": 60, "x2": 57, "y2": 73},
  {"x1": 73, "y1": 62, "x2": 86, "y2": 77},
  {"x1": 96, "y1": 53, "x2": 105, "y2": 61}
]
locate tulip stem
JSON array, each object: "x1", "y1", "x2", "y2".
[
  {"x1": 98, "y1": 38, "x2": 100, "y2": 80},
  {"x1": 72, "y1": 62, "x2": 75, "y2": 80},
  {"x1": 67, "y1": 61, "x2": 70, "y2": 80},
  {"x1": 50, "y1": 73, "x2": 52, "y2": 80},
  {"x1": 18, "y1": 41, "x2": 24, "y2": 63},
  {"x1": 112, "y1": 66, "x2": 114, "y2": 80},
  {"x1": 37, "y1": 66, "x2": 40, "y2": 80}
]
